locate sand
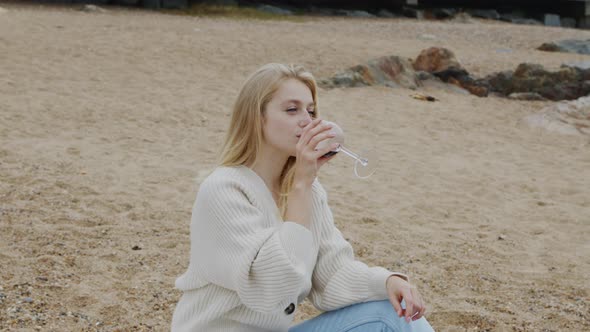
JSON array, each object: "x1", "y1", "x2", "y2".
[{"x1": 0, "y1": 3, "x2": 588, "y2": 331}]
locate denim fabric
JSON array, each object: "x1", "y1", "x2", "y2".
[{"x1": 289, "y1": 300, "x2": 435, "y2": 332}]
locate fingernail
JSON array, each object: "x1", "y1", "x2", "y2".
[{"x1": 331, "y1": 143, "x2": 340, "y2": 149}]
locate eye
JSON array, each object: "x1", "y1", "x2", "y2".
[
  {"x1": 307, "y1": 109, "x2": 316, "y2": 116},
  {"x1": 286, "y1": 108, "x2": 297, "y2": 113}
]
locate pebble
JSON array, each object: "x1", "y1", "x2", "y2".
[
  {"x1": 498, "y1": 234, "x2": 506, "y2": 240},
  {"x1": 419, "y1": 34, "x2": 437, "y2": 40},
  {"x1": 24, "y1": 297, "x2": 33, "y2": 303}
]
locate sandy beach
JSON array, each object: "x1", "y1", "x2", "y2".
[{"x1": 0, "y1": 3, "x2": 589, "y2": 331}]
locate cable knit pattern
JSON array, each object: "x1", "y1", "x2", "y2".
[{"x1": 171, "y1": 165, "x2": 407, "y2": 332}]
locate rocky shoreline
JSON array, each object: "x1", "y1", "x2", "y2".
[{"x1": 15, "y1": 0, "x2": 590, "y2": 30}]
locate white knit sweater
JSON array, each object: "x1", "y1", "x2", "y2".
[{"x1": 171, "y1": 165, "x2": 407, "y2": 332}]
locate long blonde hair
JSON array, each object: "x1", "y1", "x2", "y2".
[{"x1": 219, "y1": 63, "x2": 319, "y2": 218}]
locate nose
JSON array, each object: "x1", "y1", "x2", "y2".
[{"x1": 298, "y1": 113, "x2": 313, "y2": 127}]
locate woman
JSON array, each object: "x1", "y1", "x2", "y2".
[{"x1": 171, "y1": 63, "x2": 435, "y2": 332}]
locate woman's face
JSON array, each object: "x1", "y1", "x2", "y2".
[{"x1": 262, "y1": 78, "x2": 316, "y2": 157}]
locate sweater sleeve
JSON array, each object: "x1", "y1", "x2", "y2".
[
  {"x1": 184, "y1": 175, "x2": 315, "y2": 314},
  {"x1": 307, "y1": 181, "x2": 408, "y2": 312}
]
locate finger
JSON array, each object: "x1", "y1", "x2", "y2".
[
  {"x1": 310, "y1": 131, "x2": 336, "y2": 151},
  {"x1": 298, "y1": 118, "x2": 323, "y2": 146},
  {"x1": 312, "y1": 142, "x2": 340, "y2": 161},
  {"x1": 417, "y1": 305, "x2": 426, "y2": 321},
  {"x1": 388, "y1": 294, "x2": 403, "y2": 318},
  {"x1": 301, "y1": 121, "x2": 332, "y2": 147},
  {"x1": 412, "y1": 290, "x2": 426, "y2": 321},
  {"x1": 403, "y1": 289, "x2": 415, "y2": 323}
]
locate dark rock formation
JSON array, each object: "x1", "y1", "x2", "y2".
[
  {"x1": 538, "y1": 39, "x2": 590, "y2": 55},
  {"x1": 319, "y1": 55, "x2": 419, "y2": 89},
  {"x1": 413, "y1": 47, "x2": 488, "y2": 97},
  {"x1": 483, "y1": 63, "x2": 590, "y2": 101}
]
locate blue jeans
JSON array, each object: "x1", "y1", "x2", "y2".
[{"x1": 289, "y1": 300, "x2": 435, "y2": 332}]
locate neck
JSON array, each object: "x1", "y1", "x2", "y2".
[{"x1": 249, "y1": 146, "x2": 289, "y2": 194}]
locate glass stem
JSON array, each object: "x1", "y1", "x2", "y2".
[{"x1": 338, "y1": 145, "x2": 368, "y2": 166}]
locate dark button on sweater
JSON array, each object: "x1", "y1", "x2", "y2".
[{"x1": 284, "y1": 303, "x2": 295, "y2": 315}]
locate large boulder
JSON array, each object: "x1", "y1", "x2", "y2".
[
  {"x1": 413, "y1": 47, "x2": 462, "y2": 73},
  {"x1": 523, "y1": 95, "x2": 590, "y2": 136},
  {"x1": 484, "y1": 63, "x2": 590, "y2": 101},
  {"x1": 319, "y1": 55, "x2": 419, "y2": 89},
  {"x1": 413, "y1": 47, "x2": 488, "y2": 97},
  {"x1": 538, "y1": 39, "x2": 590, "y2": 55}
]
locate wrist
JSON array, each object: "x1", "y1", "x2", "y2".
[{"x1": 386, "y1": 274, "x2": 409, "y2": 288}]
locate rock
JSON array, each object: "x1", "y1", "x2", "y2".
[
  {"x1": 80, "y1": 5, "x2": 107, "y2": 13},
  {"x1": 523, "y1": 95, "x2": 590, "y2": 136},
  {"x1": 257, "y1": 5, "x2": 293, "y2": 16},
  {"x1": 578, "y1": 17, "x2": 590, "y2": 29},
  {"x1": 132, "y1": 245, "x2": 142, "y2": 250},
  {"x1": 500, "y1": 12, "x2": 542, "y2": 25},
  {"x1": 402, "y1": 7, "x2": 423, "y2": 19},
  {"x1": 319, "y1": 55, "x2": 419, "y2": 90},
  {"x1": 495, "y1": 48, "x2": 513, "y2": 54},
  {"x1": 345, "y1": 10, "x2": 375, "y2": 18},
  {"x1": 498, "y1": 234, "x2": 506, "y2": 240},
  {"x1": 452, "y1": 12, "x2": 473, "y2": 24},
  {"x1": 376, "y1": 9, "x2": 396, "y2": 18},
  {"x1": 418, "y1": 34, "x2": 437, "y2": 41},
  {"x1": 467, "y1": 9, "x2": 500, "y2": 20},
  {"x1": 333, "y1": 9, "x2": 375, "y2": 18},
  {"x1": 544, "y1": 14, "x2": 560, "y2": 27},
  {"x1": 537, "y1": 39, "x2": 590, "y2": 55},
  {"x1": 561, "y1": 17, "x2": 576, "y2": 28},
  {"x1": 484, "y1": 63, "x2": 590, "y2": 101},
  {"x1": 412, "y1": 47, "x2": 489, "y2": 97},
  {"x1": 416, "y1": 71, "x2": 436, "y2": 81},
  {"x1": 435, "y1": 8, "x2": 457, "y2": 19},
  {"x1": 24, "y1": 297, "x2": 33, "y2": 303},
  {"x1": 508, "y1": 92, "x2": 546, "y2": 101},
  {"x1": 413, "y1": 47, "x2": 463, "y2": 73},
  {"x1": 563, "y1": 61, "x2": 590, "y2": 70},
  {"x1": 447, "y1": 75, "x2": 489, "y2": 97}
]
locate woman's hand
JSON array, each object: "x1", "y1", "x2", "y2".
[
  {"x1": 293, "y1": 118, "x2": 339, "y2": 186},
  {"x1": 386, "y1": 275, "x2": 427, "y2": 323}
]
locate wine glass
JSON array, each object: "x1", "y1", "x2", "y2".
[{"x1": 316, "y1": 121, "x2": 379, "y2": 179}]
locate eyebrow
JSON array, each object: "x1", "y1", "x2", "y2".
[{"x1": 282, "y1": 99, "x2": 315, "y2": 107}]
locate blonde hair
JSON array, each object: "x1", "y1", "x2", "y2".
[{"x1": 219, "y1": 63, "x2": 319, "y2": 218}]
